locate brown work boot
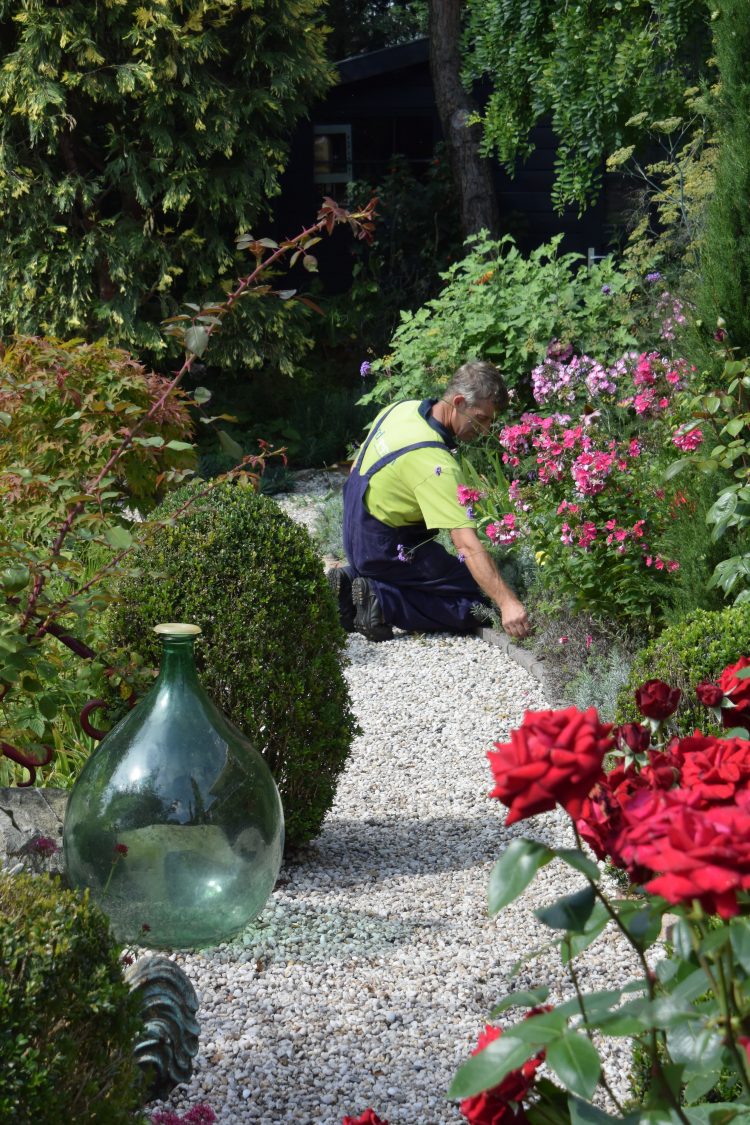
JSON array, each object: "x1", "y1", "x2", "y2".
[{"x1": 352, "y1": 577, "x2": 394, "y2": 642}]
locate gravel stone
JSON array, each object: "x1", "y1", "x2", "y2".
[{"x1": 147, "y1": 476, "x2": 642, "y2": 1124}]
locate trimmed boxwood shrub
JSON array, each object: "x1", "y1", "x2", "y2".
[
  {"x1": 103, "y1": 480, "x2": 358, "y2": 847},
  {"x1": 615, "y1": 603, "x2": 750, "y2": 731},
  {"x1": 0, "y1": 871, "x2": 145, "y2": 1124}
]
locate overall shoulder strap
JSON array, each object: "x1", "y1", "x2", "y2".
[
  {"x1": 353, "y1": 402, "x2": 402, "y2": 472},
  {"x1": 364, "y1": 440, "x2": 448, "y2": 480}
]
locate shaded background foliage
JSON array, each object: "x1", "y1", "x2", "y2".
[{"x1": 0, "y1": 0, "x2": 334, "y2": 371}]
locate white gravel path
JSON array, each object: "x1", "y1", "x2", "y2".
[{"x1": 150, "y1": 479, "x2": 641, "y2": 1125}]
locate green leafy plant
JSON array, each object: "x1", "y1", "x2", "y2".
[
  {"x1": 0, "y1": 336, "x2": 196, "y2": 528},
  {"x1": 450, "y1": 681, "x2": 750, "y2": 1124},
  {"x1": 362, "y1": 233, "x2": 638, "y2": 409},
  {"x1": 697, "y1": 0, "x2": 750, "y2": 357},
  {"x1": 101, "y1": 480, "x2": 358, "y2": 848},
  {"x1": 607, "y1": 85, "x2": 717, "y2": 286},
  {"x1": 665, "y1": 349, "x2": 750, "y2": 603},
  {"x1": 0, "y1": 870, "x2": 146, "y2": 1125}
]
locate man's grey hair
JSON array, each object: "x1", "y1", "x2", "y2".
[{"x1": 443, "y1": 360, "x2": 509, "y2": 411}]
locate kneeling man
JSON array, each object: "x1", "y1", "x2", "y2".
[{"x1": 328, "y1": 360, "x2": 531, "y2": 642}]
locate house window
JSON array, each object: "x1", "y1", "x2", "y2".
[{"x1": 313, "y1": 125, "x2": 352, "y2": 191}]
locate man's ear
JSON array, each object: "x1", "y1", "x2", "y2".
[{"x1": 452, "y1": 394, "x2": 466, "y2": 410}]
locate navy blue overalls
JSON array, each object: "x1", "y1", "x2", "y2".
[{"x1": 342, "y1": 402, "x2": 488, "y2": 633}]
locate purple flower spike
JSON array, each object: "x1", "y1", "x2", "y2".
[
  {"x1": 466, "y1": 505, "x2": 475, "y2": 520},
  {"x1": 359, "y1": 360, "x2": 371, "y2": 378},
  {"x1": 601, "y1": 284, "x2": 611, "y2": 295},
  {"x1": 645, "y1": 271, "x2": 662, "y2": 283},
  {"x1": 457, "y1": 552, "x2": 466, "y2": 563},
  {"x1": 397, "y1": 543, "x2": 411, "y2": 562}
]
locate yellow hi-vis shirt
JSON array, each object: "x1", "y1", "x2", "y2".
[{"x1": 357, "y1": 400, "x2": 476, "y2": 530}]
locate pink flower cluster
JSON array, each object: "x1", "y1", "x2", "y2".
[
  {"x1": 555, "y1": 505, "x2": 680, "y2": 569},
  {"x1": 655, "y1": 290, "x2": 688, "y2": 342},
  {"x1": 672, "y1": 427, "x2": 704, "y2": 452},
  {"x1": 570, "y1": 448, "x2": 616, "y2": 496},
  {"x1": 528, "y1": 345, "x2": 694, "y2": 419},
  {"x1": 622, "y1": 351, "x2": 692, "y2": 417},
  {"x1": 645, "y1": 555, "x2": 680, "y2": 572},
  {"x1": 499, "y1": 414, "x2": 645, "y2": 500},
  {"x1": 486, "y1": 513, "x2": 519, "y2": 546},
  {"x1": 457, "y1": 485, "x2": 482, "y2": 507},
  {"x1": 531, "y1": 354, "x2": 614, "y2": 405}
]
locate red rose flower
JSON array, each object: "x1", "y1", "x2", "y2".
[
  {"x1": 695, "y1": 682, "x2": 724, "y2": 708},
  {"x1": 614, "y1": 722, "x2": 651, "y2": 753},
  {"x1": 612, "y1": 788, "x2": 750, "y2": 918},
  {"x1": 634, "y1": 679, "x2": 681, "y2": 720},
  {"x1": 678, "y1": 734, "x2": 750, "y2": 807},
  {"x1": 487, "y1": 707, "x2": 612, "y2": 826},
  {"x1": 460, "y1": 1024, "x2": 543, "y2": 1125},
  {"x1": 342, "y1": 1111, "x2": 388, "y2": 1125},
  {"x1": 718, "y1": 656, "x2": 750, "y2": 729},
  {"x1": 578, "y1": 743, "x2": 681, "y2": 874},
  {"x1": 640, "y1": 745, "x2": 682, "y2": 792}
]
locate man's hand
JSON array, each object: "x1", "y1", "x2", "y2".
[
  {"x1": 450, "y1": 526, "x2": 533, "y2": 639},
  {"x1": 499, "y1": 594, "x2": 531, "y2": 639}
]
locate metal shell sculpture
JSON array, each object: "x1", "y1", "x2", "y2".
[{"x1": 125, "y1": 954, "x2": 200, "y2": 1101}]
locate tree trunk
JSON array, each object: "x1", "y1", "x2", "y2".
[{"x1": 428, "y1": 0, "x2": 499, "y2": 238}]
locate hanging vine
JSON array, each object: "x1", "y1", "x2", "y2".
[{"x1": 462, "y1": 0, "x2": 710, "y2": 213}]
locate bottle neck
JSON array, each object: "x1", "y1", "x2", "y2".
[{"x1": 156, "y1": 636, "x2": 202, "y2": 689}]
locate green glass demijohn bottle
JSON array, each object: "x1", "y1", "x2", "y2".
[{"x1": 64, "y1": 623, "x2": 284, "y2": 949}]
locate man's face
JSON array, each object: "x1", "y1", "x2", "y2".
[{"x1": 452, "y1": 395, "x2": 497, "y2": 441}]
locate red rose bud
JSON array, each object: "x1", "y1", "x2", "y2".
[
  {"x1": 634, "y1": 679, "x2": 681, "y2": 720},
  {"x1": 460, "y1": 1023, "x2": 543, "y2": 1125},
  {"x1": 615, "y1": 722, "x2": 651, "y2": 753},
  {"x1": 696, "y1": 682, "x2": 724, "y2": 708}
]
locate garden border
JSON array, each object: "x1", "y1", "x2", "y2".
[{"x1": 475, "y1": 627, "x2": 569, "y2": 706}]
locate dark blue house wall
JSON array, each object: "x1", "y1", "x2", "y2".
[{"x1": 272, "y1": 38, "x2": 619, "y2": 291}]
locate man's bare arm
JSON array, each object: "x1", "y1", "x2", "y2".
[{"x1": 450, "y1": 526, "x2": 531, "y2": 638}]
